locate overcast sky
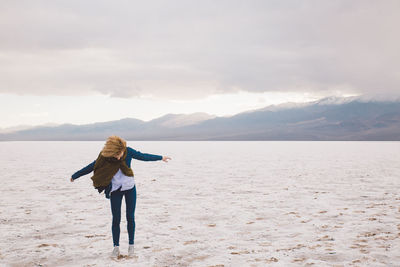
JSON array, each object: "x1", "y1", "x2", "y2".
[{"x1": 0, "y1": 0, "x2": 399, "y2": 128}]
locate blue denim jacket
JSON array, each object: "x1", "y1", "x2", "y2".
[{"x1": 71, "y1": 146, "x2": 162, "y2": 199}]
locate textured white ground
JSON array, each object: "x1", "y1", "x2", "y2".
[{"x1": 0, "y1": 141, "x2": 399, "y2": 267}]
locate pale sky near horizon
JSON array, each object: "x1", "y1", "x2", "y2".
[{"x1": 0, "y1": 1, "x2": 399, "y2": 128}]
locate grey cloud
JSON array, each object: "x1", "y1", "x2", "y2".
[{"x1": 0, "y1": 0, "x2": 399, "y2": 99}]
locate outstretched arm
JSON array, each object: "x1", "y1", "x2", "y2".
[
  {"x1": 70, "y1": 160, "x2": 96, "y2": 182},
  {"x1": 162, "y1": 156, "x2": 171, "y2": 162},
  {"x1": 128, "y1": 147, "x2": 170, "y2": 162}
]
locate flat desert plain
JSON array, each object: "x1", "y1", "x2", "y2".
[{"x1": 0, "y1": 141, "x2": 399, "y2": 266}]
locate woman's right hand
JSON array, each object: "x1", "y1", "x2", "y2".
[
  {"x1": 162, "y1": 156, "x2": 171, "y2": 162},
  {"x1": 70, "y1": 177, "x2": 74, "y2": 182}
]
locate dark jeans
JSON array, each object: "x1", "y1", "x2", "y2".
[{"x1": 110, "y1": 186, "x2": 137, "y2": 246}]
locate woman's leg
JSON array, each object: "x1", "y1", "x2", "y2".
[
  {"x1": 124, "y1": 186, "x2": 137, "y2": 245},
  {"x1": 110, "y1": 189, "x2": 123, "y2": 246}
]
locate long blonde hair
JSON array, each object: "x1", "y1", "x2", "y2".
[{"x1": 101, "y1": 135, "x2": 127, "y2": 157}]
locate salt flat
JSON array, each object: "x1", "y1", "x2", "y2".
[{"x1": 0, "y1": 141, "x2": 399, "y2": 267}]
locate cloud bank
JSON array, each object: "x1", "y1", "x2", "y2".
[{"x1": 0, "y1": 0, "x2": 399, "y2": 99}]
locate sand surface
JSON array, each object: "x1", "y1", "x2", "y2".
[{"x1": 0, "y1": 141, "x2": 399, "y2": 267}]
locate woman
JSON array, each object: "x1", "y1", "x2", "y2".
[{"x1": 70, "y1": 135, "x2": 171, "y2": 258}]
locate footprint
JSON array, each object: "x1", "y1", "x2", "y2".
[
  {"x1": 38, "y1": 243, "x2": 58, "y2": 248},
  {"x1": 266, "y1": 257, "x2": 279, "y2": 262},
  {"x1": 316, "y1": 235, "x2": 334, "y2": 241},
  {"x1": 183, "y1": 240, "x2": 198, "y2": 245},
  {"x1": 292, "y1": 257, "x2": 306, "y2": 263},
  {"x1": 85, "y1": 234, "x2": 106, "y2": 238}
]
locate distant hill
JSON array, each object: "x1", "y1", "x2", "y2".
[
  {"x1": 0, "y1": 123, "x2": 60, "y2": 134},
  {"x1": 1, "y1": 97, "x2": 399, "y2": 141}
]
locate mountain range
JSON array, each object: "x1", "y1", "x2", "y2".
[{"x1": 1, "y1": 96, "x2": 399, "y2": 141}]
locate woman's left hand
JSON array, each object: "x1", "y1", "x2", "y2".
[{"x1": 162, "y1": 156, "x2": 171, "y2": 162}]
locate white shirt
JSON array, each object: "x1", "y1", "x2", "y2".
[{"x1": 110, "y1": 168, "x2": 135, "y2": 193}]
